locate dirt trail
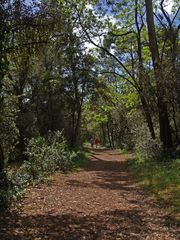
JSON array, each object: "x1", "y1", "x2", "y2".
[{"x1": 0, "y1": 149, "x2": 179, "y2": 240}]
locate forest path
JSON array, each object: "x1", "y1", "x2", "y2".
[{"x1": 0, "y1": 149, "x2": 179, "y2": 240}]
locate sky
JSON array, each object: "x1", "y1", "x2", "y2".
[
  {"x1": 25, "y1": 0, "x2": 175, "y2": 13},
  {"x1": 84, "y1": 0, "x2": 179, "y2": 50},
  {"x1": 162, "y1": 0, "x2": 174, "y2": 13},
  {"x1": 25, "y1": 0, "x2": 177, "y2": 15}
]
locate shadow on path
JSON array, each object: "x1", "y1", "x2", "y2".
[
  {"x1": 68, "y1": 149, "x2": 136, "y2": 192},
  {"x1": 0, "y1": 208, "x2": 151, "y2": 240},
  {"x1": 0, "y1": 149, "x2": 179, "y2": 240}
]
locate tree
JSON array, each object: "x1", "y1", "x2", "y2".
[
  {"x1": 145, "y1": 0, "x2": 173, "y2": 148},
  {"x1": 0, "y1": 1, "x2": 11, "y2": 171},
  {"x1": 75, "y1": 0, "x2": 156, "y2": 139}
]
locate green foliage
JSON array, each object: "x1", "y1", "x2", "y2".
[
  {"x1": 0, "y1": 88, "x2": 18, "y2": 163},
  {"x1": 0, "y1": 0, "x2": 180, "y2": 214},
  {"x1": 0, "y1": 172, "x2": 12, "y2": 209},
  {"x1": 72, "y1": 151, "x2": 89, "y2": 169},
  {"x1": 25, "y1": 131, "x2": 76, "y2": 180},
  {"x1": 134, "y1": 125, "x2": 163, "y2": 161},
  {"x1": 0, "y1": 131, "x2": 89, "y2": 209},
  {"x1": 129, "y1": 157, "x2": 180, "y2": 216},
  {"x1": 0, "y1": 168, "x2": 24, "y2": 210}
]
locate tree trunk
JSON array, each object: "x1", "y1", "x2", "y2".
[
  {"x1": 101, "y1": 123, "x2": 106, "y2": 146},
  {"x1": 0, "y1": 144, "x2": 4, "y2": 173},
  {"x1": 172, "y1": 104, "x2": 180, "y2": 145},
  {"x1": 135, "y1": 0, "x2": 155, "y2": 140},
  {"x1": 0, "y1": 2, "x2": 7, "y2": 172},
  {"x1": 73, "y1": 105, "x2": 82, "y2": 148},
  {"x1": 140, "y1": 93, "x2": 155, "y2": 139},
  {"x1": 106, "y1": 122, "x2": 112, "y2": 148},
  {"x1": 111, "y1": 128, "x2": 115, "y2": 148},
  {"x1": 70, "y1": 101, "x2": 82, "y2": 148},
  {"x1": 71, "y1": 106, "x2": 76, "y2": 148},
  {"x1": 15, "y1": 90, "x2": 26, "y2": 161},
  {"x1": 145, "y1": 0, "x2": 173, "y2": 148}
]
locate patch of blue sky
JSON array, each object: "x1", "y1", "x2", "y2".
[
  {"x1": 24, "y1": 0, "x2": 39, "y2": 5},
  {"x1": 155, "y1": 0, "x2": 180, "y2": 26},
  {"x1": 95, "y1": 0, "x2": 180, "y2": 26},
  {"x1": 23, "y1": 0, "x2": 41, "y2": 13}
]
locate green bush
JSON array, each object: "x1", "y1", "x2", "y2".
[
  {"x1": 0, "y1": 132, "x2": 90, "y2": 209},
  {"x1": 0, "y1": 171, "x2": 15, "y2": 209},
  {"x1": 72, "y1": 151, "x2": 89, "y2": 168},
  {"x1": 0, "y1": 131, "x2": 77, "y2": 209},
  {"x1": 25, "y1": 131, "x2": 76, "y2": 180},
  {"x1": 134, "y1": 125, "x2": 163, "y2": 161}
]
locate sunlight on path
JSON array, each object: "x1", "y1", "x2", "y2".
[{"x1": 0, "y1": 149, "x2": 179, "y2": 240}]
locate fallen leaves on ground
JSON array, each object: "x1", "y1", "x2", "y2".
[{"x1": 0, "y1": 149, "x2": 179, "y2": 239}]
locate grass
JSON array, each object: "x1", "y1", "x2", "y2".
[{"x1": 128, "y1": 156, "x2": 180, "y2": 220}]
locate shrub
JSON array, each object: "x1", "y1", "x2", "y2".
[
  {"x1": 134, "y1": 125, "x2": 163, "y2": 162},
  {"x1": 0, "y1": 132, "x2": 78, "y2": 209},
  {"x1": 0, "y1": 170, "x2": 15, "y2": 209},
  {"x1": 72, "y1": 151, "x2": 89, "y2": 168},
  {"x1": 24, "y1": 131, "x2": 76, "y2": 180}
]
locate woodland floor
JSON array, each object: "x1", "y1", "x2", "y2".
[{"x1": 0, "y1": 149, "x2": 179, "y2": 240}]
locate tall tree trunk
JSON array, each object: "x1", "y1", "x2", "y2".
[
  {"x1": 70, "y1": 101, "x2": 82, "y2": 148},
  {"x1": 135, "y1": 0, "x2": 155, "y2": 139},
  {"x1": 145, "y1": 0, "x2": 173, "y2": 148},
  {"x1": 71, "y1": 105, "x2": 76, "y2": 147},
  {"x1": 111, "y1": 128, "x2": 115, "y2": 148},
  {"x1": 0, "y1": 144, "x2": 4, "y2": 173},
  {"x1": 0, "y1": 2, "x2": 8, "y2": 172},
  {"x1": 101, "y1": 123, "x2": 106, "y2": 146},
  {"x1": 172, "y1": 103, "x2": 180, "y2": 145},
  {"x1": 73, "y1": 104, "x2": 82, "y2": 148},
  {"x1": 106, "y1": 122, "x2": 112, "y2": 148},
  {"x1": 139, "y1": 93, "x2": 155, "y2": 139},
  {"x1": 16, "y1": 94, "x2": 25, "y2": 159}
]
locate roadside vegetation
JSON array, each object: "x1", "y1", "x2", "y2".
[
  {"x1": 0, "y1": 0, "x2": 180, "y2": 221},
  {"x1": 129, "y1": 157, "x2": 180, "y2": 220},
  {"x1": 127, "y1": 135, "x2": 180, "y2": 220},
  {"x1": 0, "y1": 131, "x2": 89, "y2": 209}
]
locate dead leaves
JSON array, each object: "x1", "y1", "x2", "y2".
[{"x1": 0, "y1": 150, "x2": 179, "y2": 240}]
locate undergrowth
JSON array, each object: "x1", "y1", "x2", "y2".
[
  {"x1": 72, "y1": 151, "x2": 89, "y2": 169},
  {"x1": 0, "y1": 131, "x2": 89, "y2": 210},
  {"x1": 128, "y1": 156, "x2": 180, "y2": 219}
]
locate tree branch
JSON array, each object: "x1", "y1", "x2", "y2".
[
  {"x1": 84, "y1": 69, "x2": 139, "y2": 91},
  {"x1": 172, "y1": 6, "x2": 180, "y2": 25},
  {"x1": 153, "y1": 12, "x2": 167, "y2": 28},
  {"x1": 160, "y1": 0, "x2": 172, "y2": 28},
  {"x1": 77, "y1": 13, "x2": 135, "y2": 81},
  {"x1": 109, "y1": 31, "x2": 134, "y2": 37}
]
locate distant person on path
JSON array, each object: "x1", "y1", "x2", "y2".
[
  {"x1": 90, "y1": 138, "x2": 94, "y2": 148},
  {"x1": 95, "y1": 137, "x2": 100, "y2": 148}
]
